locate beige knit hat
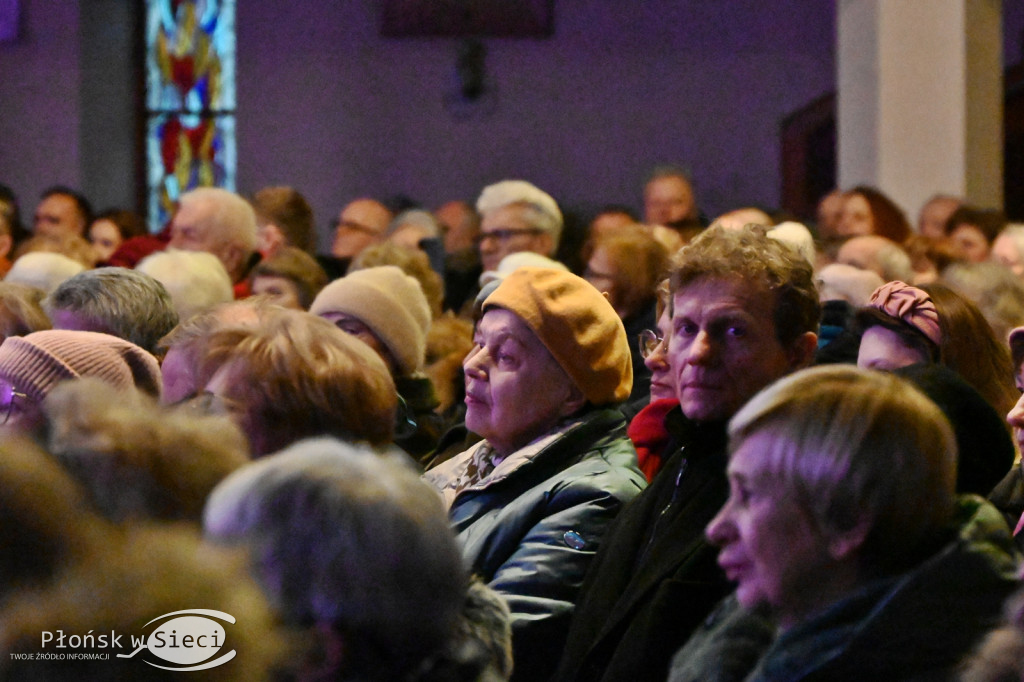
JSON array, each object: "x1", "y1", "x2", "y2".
[
  {"x1": 0, "y1": 330, "x2": 163, "y2": 403},
  {"x1": 484, "y1": 267, "x2": 632, "y2": 405},
  {"x1": 309, "y1": 266, "x2": 431, "y2": 376}
]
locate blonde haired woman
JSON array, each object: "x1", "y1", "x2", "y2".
[{"x1": 670, "y1": 365, "x2": 1018, "y2": 682}]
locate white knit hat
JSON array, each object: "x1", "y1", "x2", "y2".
[{"x1": 479, "y1": 252, "x2": 569, "y2": 287}]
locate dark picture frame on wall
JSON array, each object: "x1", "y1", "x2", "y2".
[{"x1": 381, "y1": 0, "x2": 554, "y2": 38}]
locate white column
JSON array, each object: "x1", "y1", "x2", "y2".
[{"x1": 837, "y1": 0, "x2": 1003, "y2": 217}]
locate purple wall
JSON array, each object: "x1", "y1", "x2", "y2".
[
  {"x1": 6, "y1": 2, "x2": 1018, "y2": 251},
  {"x1": 1, "y1": 1, "x2": 835, "y2": 248},
  {"x1": 0, "y1": 0, "x2": 82, "y2": 204},
  {"x1": 236, "y1": 1, "x2": 835, "y2": 248},
  {"x1": 1006, "y1": 1, "x2": 1024, "y2": 67}
]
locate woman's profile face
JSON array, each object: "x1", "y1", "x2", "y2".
[
  {"x1": 88, "y1": 219, "x2": 122, "y2": 263},
  {"x1": 1007, "y1": 365, "x2": 1024, "y2": 454},
  {"x1": 857, "y1": 325, "x2": 930, "y2": 371},
  {"x1": 645, "y1": 309, "x2": 675, "y2": 402},
  {"x1": 584, "y1": 247, "x2": 619, "y2": 312},
  {"x1": 462, "y1": 308, "x2": 577, "y2": 456},
  {"x1": 706, "y1": 430, "x2": 838, "y2": 629},
  {"x1": 837, "y1": 194, "x2": 873, "y2": 237}
]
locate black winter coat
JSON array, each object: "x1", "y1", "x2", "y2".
[
  {"x1": 669, "y1": 496, "x2": 1020, "y2": 682},
  {"x1": 425, "y1": 408, "x2": 646, "y2": 682},
  {"x1": 553, "y1": 408, "x2": 732, "y2": 682}
]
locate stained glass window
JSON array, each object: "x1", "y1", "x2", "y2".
[{"x1": 145, "y1": 0, "x2": 236, "y2": 231}]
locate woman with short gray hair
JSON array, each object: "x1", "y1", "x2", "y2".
[{"x1": 670, "y1": 365, "x2": 1018, "y2": 682}]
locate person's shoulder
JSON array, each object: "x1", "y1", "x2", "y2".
[
  {"x1": 577, "y1": 433, "x2": 644, "y2": 474},
  {"x1": 939, "y1": 494, "x2": 1020, "y2": 581},
  {"x1": 554, "y1": 433, "x2": 647, "y2": 503},
  {"x1": 668, "y1": 594, "x2": 774, "y2": 682}
]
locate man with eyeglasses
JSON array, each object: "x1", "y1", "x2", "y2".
[
  {"x1": 552, "y1": 224, "x2": 820, "y2": 682},
  {"x1": 330, "y1": 198, "x2": 392, "y2": 262},
  {"x1": 33, "y1": 186, "x2": 92, "y2": 240},
  {"x1": 476, "y1": 180, "x2": 563, "y2": 274}
]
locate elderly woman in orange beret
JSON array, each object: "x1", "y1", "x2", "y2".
[{"x1": 424, "y1": 267, "x2": 647, "y2": 681}]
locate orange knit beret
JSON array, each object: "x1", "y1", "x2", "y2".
[{"x1": 484, "y1": 267, "x2": 632, "y2": 405}]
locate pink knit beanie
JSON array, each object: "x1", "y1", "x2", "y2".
[
  {"x1": 309, "y1": 266, "x2": 431, "y2": 376},
  {"x1": 867, "y1": 281, "x2": 943, "y2": 346},
  {"x1": 0, "y1": 330, "x2": 163, "y2": 402}
]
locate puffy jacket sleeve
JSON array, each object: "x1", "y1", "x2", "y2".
[{"x1": 490, "y1": 463, "x2": 645, "y2": 680}]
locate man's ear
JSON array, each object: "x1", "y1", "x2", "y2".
[
  {"x1": 535, "y1": 232, "x2": 555, "y2": 258},
  {"x1": 828, "y1": 516, "x2": 871, "y2": 562},
  {"x1": 0, "y1": 233, "x2": 13, "y2": 260},
  {"x1": 218, "y1": 244, "x2": 247, "y2": 282},
  {"x1": 786, "y1": 331, "x2": 818, "y2": 370},
  {"x1": 560, "y1": 384, "x2": 587, "y2": 419},
  {"x1": 260, "y1": 223, "x2": 285, "y2": 257}
]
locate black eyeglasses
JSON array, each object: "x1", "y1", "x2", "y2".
[
  {"x1": 186, "y1": 390, "x2": 245, "y2": 418},
  {"x1": 332, "y1": 219, "x2": 382, "y2": 237},
  {"x1": 638, "y1": 329, "x2": 664, "y2": 359},
  {"x1": 476, "y1": 228, "x2": 545, "y2": 244}
]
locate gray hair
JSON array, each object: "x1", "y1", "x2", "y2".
[
  {"x1": 476, "y1": 179, "x2": 564, "y2": 250},
  {"x1": 137, "y1": 248, "x2": 234, "y2": 322},
  {"x1": 816, "y1": 263, "x2": 885, "y2": 307},
  {"x1": 768, "y1": 221, "x2": 817, "y2": 267},
  {"x1": 387, "y1": 209, "x2": 442, "y2": 239},
  {"x1": 5, "y1": 252, "x2": 85, "y2": 294},
  {"x1": 941, "y1": 261, "x2": 1024, "y2": 342},
  {"x1": 729, "y1": 365, "x2": 956, "y2": 575},
  {"x1": 874, "y1": 239, "x2": 915, "y2": 282},
  {"x1": 178, "y1": 187, "x2": 259, "y2": 253},
  {"x1": 204, "y1": 436, "x2": 466, "y2": 680},
  {"x1": 44, "y1": 267, "x2": 179, "y2": 355},
  {"x1": 837, "y1": 235, "x2": 914, "y2": 283}
]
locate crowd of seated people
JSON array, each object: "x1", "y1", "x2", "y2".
[{"x1": 3, "y1": 170, "x2": 1024, "y2": 682}]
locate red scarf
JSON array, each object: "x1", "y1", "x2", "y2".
[{"x1": 627, "y1": 398, "x2": 680, "y2": 483}]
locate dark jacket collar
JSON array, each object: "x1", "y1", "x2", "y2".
[{"x1": 663, "y1": 405, "x2": 728, "y2": 463}]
